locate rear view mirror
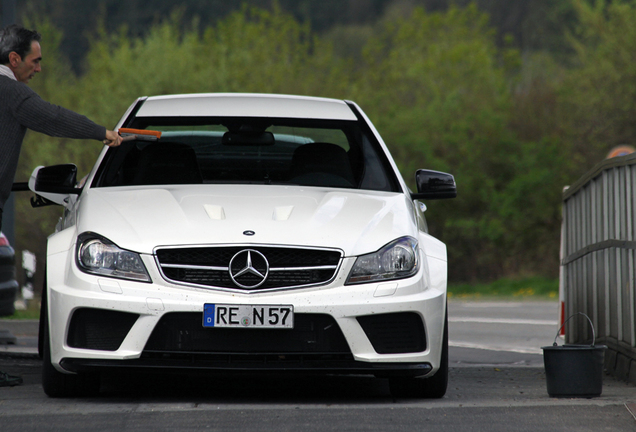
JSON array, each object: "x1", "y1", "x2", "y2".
[
  {"x1": 27, "y1": 164, "x2": 82, "y2": 207},
  {"x1": 32, "y1": 164, "x2": 81, "y2": 194},
  {"x1": 411, "y1": 169, "x2": 457, "y2": 200}
]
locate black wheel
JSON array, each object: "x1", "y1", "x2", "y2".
[
  {"x1": 389, "y1": 308, "x2": 448, "y2": 399},
  {"x1": 37, "y1": 271, "x2": 46, "y2": 359},
  {"x1": 0, "y1": 290, "x2": 16, "y2": 317},
  {"x1": 41, "y1": 302, "x2": 100, "y2": 398}
]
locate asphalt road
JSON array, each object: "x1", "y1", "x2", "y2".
[
  {"x1": 0, "y1": 300, "x2": 635, "y2": 432},
  {"x1": 449, "y1": 300, "x2": 559, "y2": 367}
]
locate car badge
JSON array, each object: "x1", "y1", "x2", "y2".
[
  {"x1": 243, "y1": 230, "x2": 256, "y2": 236},
  {"x1": 229, "y1": 249, "x2": 269, "y2": 288}
]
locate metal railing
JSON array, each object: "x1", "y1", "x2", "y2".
[{"x1": 560, "y1": 153, "x2": 636, "y2": 380}]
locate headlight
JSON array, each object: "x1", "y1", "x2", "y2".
[
  {"x1": 76, "y1": 233, "x2": 151, "y2": 282},
  {"x1": 346, "y1": 236, "x2": 419, "y2": 284}
]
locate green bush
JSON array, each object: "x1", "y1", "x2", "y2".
[{"x1": 449, "y1": 277, "x2": 559, "y2": 299}]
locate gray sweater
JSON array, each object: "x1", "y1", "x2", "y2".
[{"x1": 0, "y1": 75, "x2": 106, "y2": 210}]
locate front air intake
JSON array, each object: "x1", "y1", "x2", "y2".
[
  {"x1": 357, "y1": 312, "x2": 426, "y2": 354},
  {"x1": 67, "y1": 308, "x2": 139, "y2": 351}
]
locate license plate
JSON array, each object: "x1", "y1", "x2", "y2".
[{"x1": 203, "y1": 304, "x2": 294, "y2": 329}]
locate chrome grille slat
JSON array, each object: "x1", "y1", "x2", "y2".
[
  {"x1": 159, "y1": 263, "x2": 338, "y2": 272},
  {"x1": 160, "y1": 263, "x2": 228, "y2": 271}
]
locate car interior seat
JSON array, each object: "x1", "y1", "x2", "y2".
[
  {"x1": 131, "y1": 142, "x2": 203, "y2": 185},
  {"x1": 289, "y1": 143, "x2": 356, "y2": 187}
]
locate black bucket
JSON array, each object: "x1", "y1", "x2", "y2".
[{"x1": 542, "y1": 313, "x2": 606, "y2": 398}]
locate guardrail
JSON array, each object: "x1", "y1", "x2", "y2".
[{"x1": 560, "y1": 153, "x2": 636, "y2": 383}]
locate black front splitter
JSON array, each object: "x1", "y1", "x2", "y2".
[{"x1": 60, "y1": 352, "x2": 433, "y2": 378}]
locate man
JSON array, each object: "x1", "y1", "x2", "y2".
[{"x1": 0, "y1": 24, "x2": 122, "y2": 386}]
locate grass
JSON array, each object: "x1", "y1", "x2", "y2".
[
  {"x1": 448, "y1": 277, "x2": 559, "y2": 300},
  {"x1": 2, "y1": 301, "x2": 41, "y2": 320}
]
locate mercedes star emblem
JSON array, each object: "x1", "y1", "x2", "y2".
[{"x1": 229, "y1": 249, "x2": 269, "y2": 288}]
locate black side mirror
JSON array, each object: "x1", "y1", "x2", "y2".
[
  {"x1": 34, "y1": 164, "x2": 82, "y2": 195},
  {"x1": 411, "y1": 169, "x2": 457, "y2": 200}
]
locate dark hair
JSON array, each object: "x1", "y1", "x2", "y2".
[{"x1": 0, "y1": 25, "x2": 41, "y2": 65}]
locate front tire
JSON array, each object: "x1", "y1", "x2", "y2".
[
  {"x1": 37, "y1": 271, "x2": 47, "y2": 359},
  {"x1": 389, "y1": 308, "x2": 448, "y2": 399}
]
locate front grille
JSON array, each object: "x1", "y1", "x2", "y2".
[
  {"x1": 155, "y1": 246, "x2": 342, "y2": 291},
  {"x1": 67, "y1": 308, "x2": 139, "y2": 351},
  {"x1": 357, "y1": 312, "x2": 426, "y2": 354},
  {"x1": 143, "y1": 312, "x2": 351, "y2": 354}
]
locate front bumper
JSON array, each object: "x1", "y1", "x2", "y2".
[{"x1": 47, "y1": 246, "x2": 447, "y2": 377}]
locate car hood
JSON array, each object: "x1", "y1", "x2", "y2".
[{"x1": 75, "y1": 185, "x2": 417, "y2": 256}]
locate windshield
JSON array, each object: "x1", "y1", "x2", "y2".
[{"x1": 92, "y1": 117, "x2": 400, "y2": 192}]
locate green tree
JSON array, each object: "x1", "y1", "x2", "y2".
[
  {"x1": 353, "y1": 5, "x2": 544, "y2": 280},
  {"x1": 558, "y1": 0, "x2": 636, "y2": 171},
  {"x1": 75, "y1": 6, "x2": 350, "y2": 113},
  {"x1": 12, "y1": 3, "x2": 582, "y2": 286}
]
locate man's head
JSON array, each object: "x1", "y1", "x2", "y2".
[{"x1": 0, "y1": 25, "x2": 42, "y2": 83}]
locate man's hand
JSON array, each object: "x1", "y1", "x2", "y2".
[{"x1": 103, "y1": 130, "x2": 123, "y2": 147}]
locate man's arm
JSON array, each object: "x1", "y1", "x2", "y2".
[{"x1": 12, "y1": 83, "x2": 119, "y2": 145}]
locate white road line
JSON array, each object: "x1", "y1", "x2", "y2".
[
  {"x1": 455, "y1": 302, "x2": 524, "y2": 308},
  {"x1": 449, "y1": 317, "x2": 557, "y2": 326},
  {"x1": 449, "y1": 341, "x2": 544, "y2": 355}
]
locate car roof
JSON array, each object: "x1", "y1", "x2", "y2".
[{"x1": 135, "y1": 93, "x2": 358, "y2": 121}]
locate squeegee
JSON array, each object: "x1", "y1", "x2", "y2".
[{"x1": 118, "y1": 128, "x2": 162, "y2": 142}]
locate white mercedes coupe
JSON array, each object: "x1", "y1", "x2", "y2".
[{"x1": 30, "y1": 93, "x2": 456, "y2": 398}]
